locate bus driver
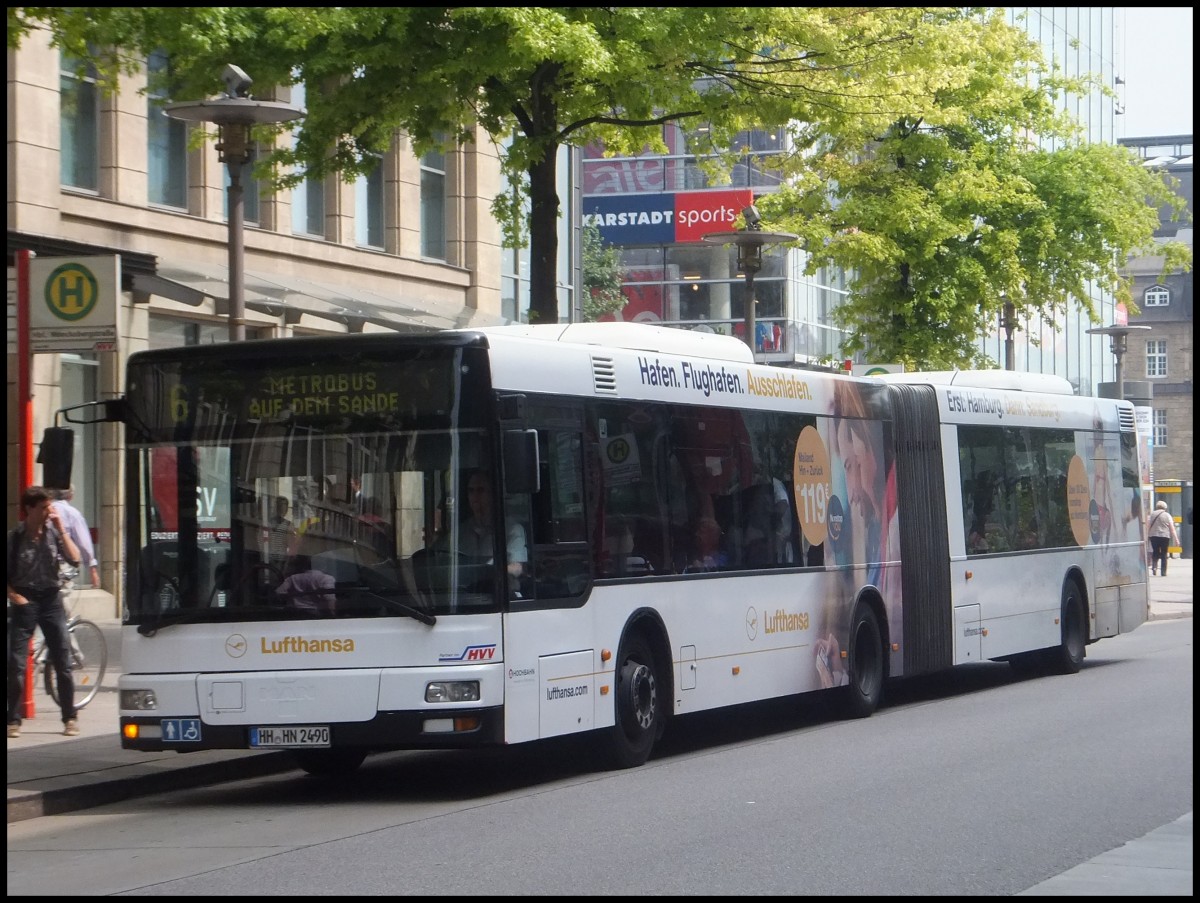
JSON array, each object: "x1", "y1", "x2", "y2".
[{"x1": 444, "y1": 470, "x2": 527, "y2": 581}]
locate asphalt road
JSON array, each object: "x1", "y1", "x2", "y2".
[{"x1": 7, "y1": 616, "x2": 1192, "y2": 896}]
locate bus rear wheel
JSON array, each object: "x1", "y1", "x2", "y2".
[
  {"x1": 602, "y1": 634, "x2": 660, "y2": 769},
  {"x1": 843, "y1": 604, "x2": 884, "y2": 719},
  {"x1": 292, "y1": 749, "x2": 367, "y2": 776},
  {"x1": 1048, "y1": 580, "x2": 1086, "y2": 675}
]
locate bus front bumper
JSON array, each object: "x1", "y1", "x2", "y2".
[{"x1": 119, "y1": 706, "x2": 505, "y2": 753}]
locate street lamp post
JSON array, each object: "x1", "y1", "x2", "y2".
[
  {"x1": 1086, "y1": 323, "x2": 1151, "y2": 400},
  {"x1": 703, "y1": 206, "x2": 798, "y2": 355},
  {"x1": 1001, "y1": 299, "x2": 1017, "y2": 371},
  {"x1": 165, "y1": 66, "x2": 304, "y2": 341}
]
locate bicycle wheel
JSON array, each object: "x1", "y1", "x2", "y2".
[{"x1": 46, "y1": 619, "x2": 108, "y2": 709}]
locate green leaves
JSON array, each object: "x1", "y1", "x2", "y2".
[
  {"x1": 12, "y1": 6, "x2": 1189, "y2": 349},
  {"x1": 582, "y1": 223, "x2": 625, "y2": 322},
  {"x1": 757, "y1": 11, "x2": 1191, "y2": 368}
]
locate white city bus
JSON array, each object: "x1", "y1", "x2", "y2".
[{"x1": 99, "y1": 322, "x2": 1147, "y2": 774}]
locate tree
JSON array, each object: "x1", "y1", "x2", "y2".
[
  {"x1": 754, "y1": 12, "x2": 1192, "y2": 368},
  {"x1": 581, "y1": 222, "x2": 626, "y2": 322},
  {"x1": 9, "y1": 6, "x2": 985, "y2": 325}
]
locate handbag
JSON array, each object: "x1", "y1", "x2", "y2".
[{"x1": 58, "y1": 559, "x2": 80, "y2": 590}]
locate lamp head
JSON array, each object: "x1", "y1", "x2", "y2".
[{"x1": 222, "y1": 64, "x2": 253, "y2": 98}]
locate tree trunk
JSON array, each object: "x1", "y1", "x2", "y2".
[{"x1": 527, "y1": 150, "x2": 560, "y2": 324}]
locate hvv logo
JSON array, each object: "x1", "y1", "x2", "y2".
[{"x1": 439, "y1": 645, "x2": 498, "y2": 662}]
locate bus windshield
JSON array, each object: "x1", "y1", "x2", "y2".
[{"x1": 123, "y1": 339, "x2": 503, "y2": 626}]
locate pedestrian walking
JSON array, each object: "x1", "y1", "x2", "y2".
[
  {"x1": 7, "y1": 485, "x2": 82, "y2": 738},
  {"x1": 53, "y1": 485, "x2": 100, "y2": 588},
  {"x1": 1147, "y1": 500, "x2": 1179, "y2": 577}
]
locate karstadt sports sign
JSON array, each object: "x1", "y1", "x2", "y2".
[{"x1": 583, "y1": 189, "x2": 753, "y2": 245}]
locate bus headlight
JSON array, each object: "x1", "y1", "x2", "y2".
[
  {"x1": 120, "y1": 689, "x2": 158, "y2": 710},
  {"x1": 425, "y1": 680, "x2": 480, "y2": 703}
]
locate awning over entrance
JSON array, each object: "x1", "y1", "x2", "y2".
[{"x1": 131, "y1": 260, "x2": 508, "y2": 333}]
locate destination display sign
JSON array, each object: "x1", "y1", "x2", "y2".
[{"x1": 127, "y1": 354, "x2": 456, "y2": 439}]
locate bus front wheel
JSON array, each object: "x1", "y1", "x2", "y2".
[
  {"x1": 844, "y1": 604, "x2": 884, "y2": 719},
  {"x1": 602, "y1": 634, "x2": 660, "y2": 769}
]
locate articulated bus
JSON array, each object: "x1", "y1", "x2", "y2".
[{"x1": 94, "y1": 322, "x2": 1147, "y2": 774}]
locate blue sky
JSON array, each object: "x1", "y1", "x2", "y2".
[{"x1": 1118, "y1": 8, "x2": 1193, "y2": 138}]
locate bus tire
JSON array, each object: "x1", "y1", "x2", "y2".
[
  {"x1": 292, "y1": 749, "x2": 367, "y2": 776},
  {"x1": 843, "y1": 604, "x2": 885, "y2": 719},
  {"x1": 602, "y1": 634, "x2": 660, "y2": 769},
  {"x1": 1048, "y1": 580, "x2": 1086, "y2": 675}
]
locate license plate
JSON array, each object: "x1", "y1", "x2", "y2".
[{"x1": 250, "y1": 726, "x2": 331, "y2": 748}]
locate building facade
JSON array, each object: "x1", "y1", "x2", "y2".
[
  {"x1": 7, "y1": 29, "x2": 580, "y2": 617},
  {"x1": 1118, "y1": 135, "x2": 1194, "y2": 485}
]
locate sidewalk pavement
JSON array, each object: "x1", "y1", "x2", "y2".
[{"x1": 8, "y1": 561, "x2": 1193, "y2": 892}]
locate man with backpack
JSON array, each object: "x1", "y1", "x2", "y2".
[{"x1": 7, "y1": 485, "x2": 82, "y2": 738}]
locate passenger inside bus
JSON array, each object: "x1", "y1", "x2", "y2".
[
  {"x1": 684, "y1": 515, "x2": 728, "y2": 572},
  {"x1": 265, "y1": 495, "x2": 295, "y2": 572},
  {"x1": 275, "y1": 554, "x2": 337, "y2": 617},
  {"x1": 728, "y1": 484, "x2": 775, "y2": 567}
]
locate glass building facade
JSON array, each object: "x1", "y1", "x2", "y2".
[{"x1": 582, "y1": 8, "x2": 1125, "y2": 393}]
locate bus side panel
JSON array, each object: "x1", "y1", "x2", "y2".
[
  {"x1": 966, "y1": 553, "x2": 1079, "y2": 659},
  {"x1": 889, "y1": 384, "x2": 954, "y2": 676},
  {"x1": 1118, "y1": 581, "x2": 1149, "y2": 634},
  {"x1": 502, "y1": 608, "x2": 598, "y2": 745},
  {"x1": 503, "y1": 576, "x2": 838, "y2": 745}
]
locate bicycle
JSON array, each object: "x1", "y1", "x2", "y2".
[{"x1": 31, "y1": 590, "x2": 108, "y2": 709}]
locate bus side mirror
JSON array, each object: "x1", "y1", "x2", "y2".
[
  {"x1": 37, "y1": 427, "x2": 75, "y2": 490},
  {"x1": 61, "y1": 398, "x2": 127, "y2": 424},
  {"x1": 503, "y1": 429, "x2": 540, "y2": 495}
]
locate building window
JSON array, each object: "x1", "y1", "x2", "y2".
[
  {"x1": 501, "y1": 242, "x2": 531, "y2": 323},
  {"x1": 1152, "y1": 408, "x2": 1168, "y2": 448},
  {"x1": 420, "y1": 147, "x2": 446, "y2": 260},
  {"x1": 149, "y1": 314, "x2": 269, "y2": 348},
  {"x1": 59, "y1": 354, "x2": 101, "y2": 546},
  {"x1": 60, "y1": 50, "x2": 99, "y2": 191},
  {"x1": 355, "y1": 153, "x2": 384, "y2": 248},
  {"x1": 1143, "y1": 285, "x2": 1170, "y2": 307},
  {"x1": 1146, "y1": 339, "x2": 1167, "y2": 378},
  {"x1": 146, "y1": 51, "x2": 188, "y2": 209},
  {"x1": 290, "y1": 81, "x2": 325, "y2": 237},
  {"x1": 149, "y1": 315, "x2": 227, "y2": 348}
]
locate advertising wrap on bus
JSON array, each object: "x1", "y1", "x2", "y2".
[{"x1": 109, "y1": 324, "x2": 1147, "y2": 777}]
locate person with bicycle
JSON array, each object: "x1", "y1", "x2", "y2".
[
  {"x1": 7, "y1": 485, "x2": 82, "y2": 738},
  {"x1": 53, "y1": 485, "x2": 100, "y2": 588}
]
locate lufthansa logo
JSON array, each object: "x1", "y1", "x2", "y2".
[
  {"x1": 225, "y1": 634, "x2": 248, "y2": 658},
  {"x1": 745, "y1": 606, "x2": 758, "y2": 641}
]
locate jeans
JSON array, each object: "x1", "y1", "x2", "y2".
[
  {"x1": 1149, "y1": 536, "x2": 1170, "y2": 576},
  {"x1": 7, "y1": 587, "x2": 76, "y2": 725}
]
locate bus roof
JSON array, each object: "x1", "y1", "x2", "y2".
[
  {"x1": 877, "y1": 369, "x2": 1076, "y2": 395},
  {"x1": 466, "y1": 322, "x2": 755, "y2": 364}
]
